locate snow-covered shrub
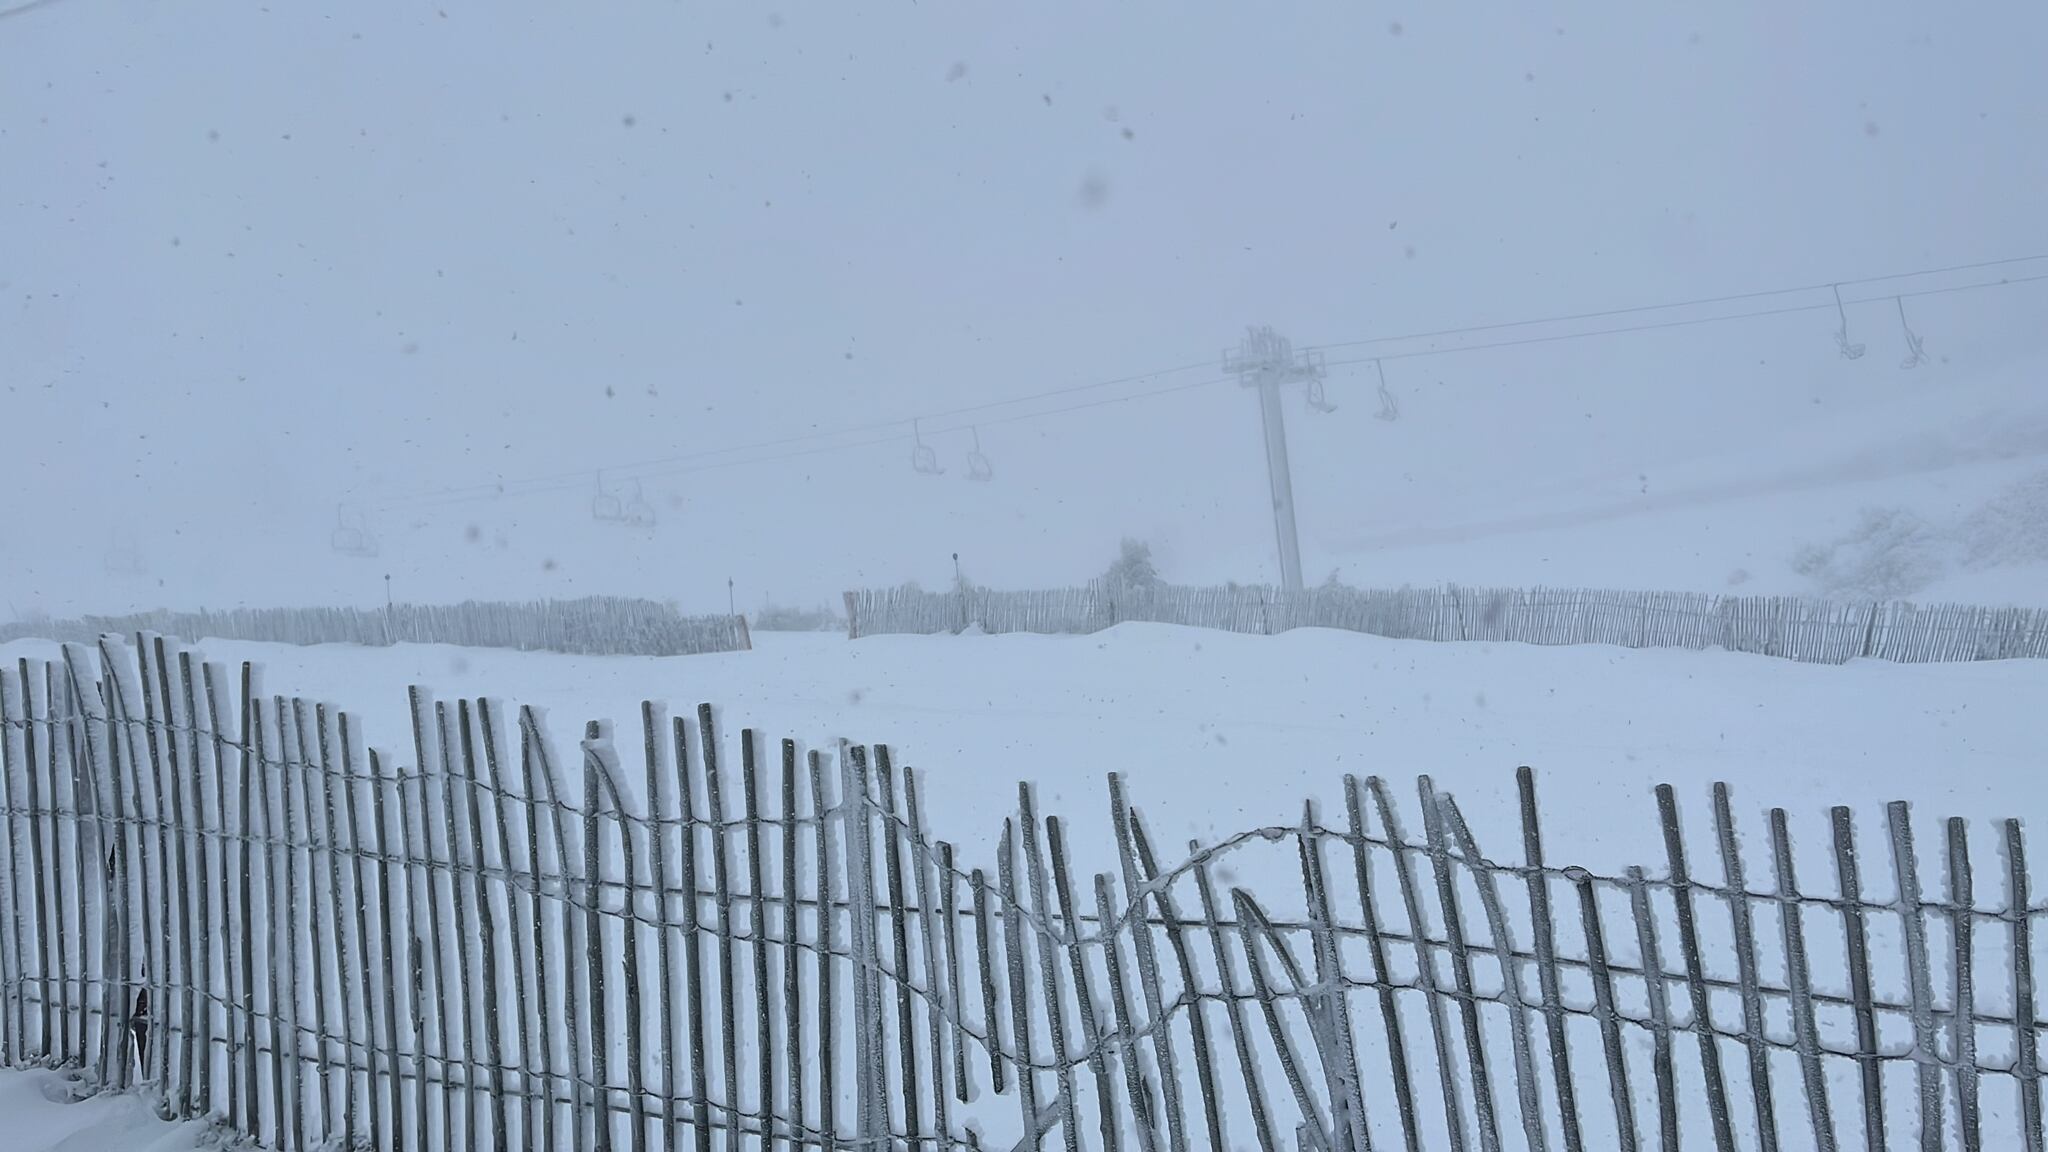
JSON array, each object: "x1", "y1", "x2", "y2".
[
  {"x1": 1790, "y1": 506, "x2": 1946, "y2": 600},
  {"x1": 1957, "y1": 469, "x2": 2048, "y2": 569}
]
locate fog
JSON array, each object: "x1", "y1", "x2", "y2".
[{"x1": 5, "y1": 2, "x2": 2045, "y2": 617}]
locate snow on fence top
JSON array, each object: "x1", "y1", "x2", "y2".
[
  {"x1": 0, "y1": 639, "x2": 2040, "y2": 1152},
  {"x1": 844, "y1": 581, "x2": 2048, "y2": 663},
  {"x1": 0, "y1": 595, "x2": 750, "y2": 657}
]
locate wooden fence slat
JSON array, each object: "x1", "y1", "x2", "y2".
[
  {"x1": 1829, "y1": 806, "x2": 1885, "y2": 1152},
  {"x1": 1710, "y1": 785, "x2": 1779, "y2": 1152},
  {"x1": 2006, "y1": 819, "x2": 2044, "y2": 1152},
  {"x1": 338, "y1": 713, "x2": 389, "y2": 1150},
  {"x1": 938, "y1": 842, "x2": 971, "y2": 1105},
  {"x1": 583, "y1": 723, "x2": 613, "y2": 1152},
  {"x1": 0, "y1": 666, "x2": 22, "y2": 1068},
  {"x1": 998, "y1": 819, "x2": 1044, "y2": 1152},
  {"x1": 644, "y1": 705, "x2": 679, "y2": 1152},
  {"x1": 318, "y1": 704, "x2": 367, "y2": 1145},
  {"x1": 1945, "y1": 817, "x2": 1982, "y2": 1152},
  {"x1": 431, "y1": 700, "x2": 476, "y2": 1150},
  {"x1": 1194, "y1": 841, "x2": 1275, "y2": 1152},
  {"x1": 1623, "y1": 868, "x2": 1678, "y2": 1152},
  {"x1": 599, "y1": 727, "x2": 648, "y2": 1152},
  {"x1": 1886, "y1": 801, "x2": 1944, "y2": 1152},
  {"x1": 1296, "y1": 809, "x2": 1368, "y2": 1152},
  {"x1": 1047, "y1": 815, "x2": 1117, "y2": 1152},
  {"x1": 1097, "y1": 869, "x2": 1164, "y2": 1152},
  {"x1": 904, "y1": 769, "x2": 953, "y2": 1144},
  {"x1": 1768, "y1": 809, "x2": 1836, "y2": 1152},
  {"x1": 1107, "y1": 774, "x2": 1188, "y2": 1152},
  {"x1": 1126, "y1": 812, "x2": 1226, "y2": 1152},
  {"x1": 1570, "y1": 869, "x2": 1638, "y2": 1152},
  {"x1": 1231, "y1": 890, "x2": 1335, "y2": 1152},
  {"x1": 1515, "y1": 769, "x2": 1582, "y2": 1152},
  {"x1": 782, "y1": 741, "x2": 806, "y2": 1152},
  {"x1": 971, "y1": 867, "x2": 1007, "y2": 1098},
  {"x1": 701, "y1": 707, "x2": 742, "y2": 1149},
  {"x1": 743, "y1": 733, "x2": 774, "y2": 1152},
  {"x1": 676, "y1": 717, "x2": 711, "y2": 1152},
  {"x1": 526, "y1": 707, "x2": 579, "y2": 1152},
  {"x1": 410, "y1": 691, "x2": 451, "y2": 1152},
  {"x1": 1018, "y1": 786, "x2": 1080, "y2": 1152},
  {"x1": 1369, "y1": 776, "x2": 1469, "y2": 1152},
  {"x1": 807, "y1": 749, "x2": 837, "y2": 1152},
  {"x1": 878, "y1": 750, "x2": 927, "y2": 1151},
  {"x1": 1440, "y1": 795, "x2": 1544, "y2": 1152},
  {"x1": 366, "y1": 741, "x2": 408, "y2": 1152},
  {"x1": 109, "y1": 639, "x2": 170, "y2": 1098},
  {"x1": 270, "y1": 696, "x2": 309, "y2": 1139},
  {"x1": 150, "y1": 642, "x2": 193, "y2": 1113},
  {"x1": 1654, "y1": 785, "x2": 1736, "y2": 1152}
]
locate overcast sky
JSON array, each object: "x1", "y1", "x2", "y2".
[{"x1": 4, "y1": 2, "x2": 2044, "y2": 616}]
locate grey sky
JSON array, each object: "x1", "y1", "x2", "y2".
[{"x1": 4, "y1": 3, "x2": 2044, "y2": 616}]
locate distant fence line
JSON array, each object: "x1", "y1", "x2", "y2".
[
  {"x1": 0, "y1": 596, "x2": 750, "y2": 657},
  {"x1": 0, "y1": 636, "x2": 2042, "y2": 1151},
  {"x1": 843, "y1": 581, "x2": 2048, "y2": 664}
]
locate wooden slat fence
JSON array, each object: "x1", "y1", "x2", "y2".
[
  {"x1": 845, "y1": 582, "x2": 2048, "y2": 664},
  {"x1": 0, "y1": 637, "x2": 2041, "y2": 1151},
  {"x1": 0, "y1": 597, "x2": 750, "y2": 657}
]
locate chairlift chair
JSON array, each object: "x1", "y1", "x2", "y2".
[
  {"x1": 102, "y1": 533, "x2": 146, "y2": 578},
  {"x1": 1895, "y1": 297, "x2": 1927, "y2": 369},
  {"x1": 910, "y1": 418, "x2": 944, "y2": 475},
  {"x1": 1831, "y1": 285, "x2": 1866, "y2": 361},
  {"x1": 330, "y1": 505, "x2": 380, "y2": 558},
  {"x1": 591, "y1": 471, "x2": 626, "y2": 522},
  {"x1": 1372, "y1": 359, "x2": 1400, "y2": 422},
  {"x1": 623, "y1": 480, "x2": 658, "y2": 528},
  {"x1": 966, "y1": 426, "x2": 994, "y2": 482}
]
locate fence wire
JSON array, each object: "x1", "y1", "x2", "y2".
[{"x1": 0, "y1": 636, "x2": 2040, "y2": 1152}]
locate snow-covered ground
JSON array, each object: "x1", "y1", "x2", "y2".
[
  {"x1": 5, "y1": 627, "x2": 2037, "y2": 896},
  {"x1": 0, "y1": 1069, "x2": 205, "y2": 1152}
]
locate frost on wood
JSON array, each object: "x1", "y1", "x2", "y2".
[{"x1": 0, "y1": 638, "x2": 2041, "y2": 1152}]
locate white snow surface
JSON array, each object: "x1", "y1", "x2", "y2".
[
  {"x1": 3, "y1": 627, "x2": 2036, "y2": 890},
  {"x1": 0, "y1": 1069, "x2": 206, "y2": 1152}
]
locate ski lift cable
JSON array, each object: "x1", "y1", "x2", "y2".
[
  {"x1": 1315, "y1": 270, "x2": 2048, "y2": 373},
  {"x1": 1301, "y1": 250, "x2": 2048, "y2": 355},
  {"x1": 365, "y1": 357, "x2": 1219, "y2": 511},
  {"x1": 355, "y1": 256, "x2": 2048, "y2": 514}
]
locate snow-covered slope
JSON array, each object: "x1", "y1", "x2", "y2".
[{"x1": 6, "y1": 628, "x2": 2037, "y2": 893}]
